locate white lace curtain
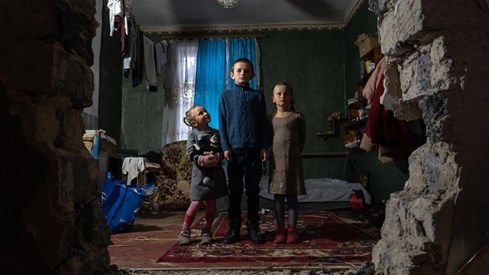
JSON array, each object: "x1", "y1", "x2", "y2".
[{"x1": 160, "y1": 39, "x2": 199, "y2": 146}]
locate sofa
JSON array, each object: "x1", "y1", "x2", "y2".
[{"x1": 152, "y1": 140, "x2": 193, "y2": 211}]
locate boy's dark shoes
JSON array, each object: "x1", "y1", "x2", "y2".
[
  {"x1": 248, "y1": 229, "x2": 264, "y2": 244},
  {"x1": 224, "y1": 219, "x2": 241, "y2": 244},
  {"x1": 247, "y1": 220, "x2": 264, "y2": 244},
  {"x1": 223, "y1": 228, "x2": 240, "y2": 244}
]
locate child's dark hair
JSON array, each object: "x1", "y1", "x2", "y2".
[
  {"x1": 272, "y1": 82, "x2": 295, "y2": 111},
  {"x1": 232, "y1": 58, "x2": 254, "y2": 73},
  {"x1": 183, "y1": 105, "x2": 203, "y2": 127}
]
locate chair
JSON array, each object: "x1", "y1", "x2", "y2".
[{"x1": 152, "y1": 141, "x2": 192, "y2": 211}]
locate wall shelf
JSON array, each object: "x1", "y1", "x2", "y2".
[
  {"x1": 348, "y1": 97, "x2": 368, "y2": 109},
  {"x1": 316, "y1": 116, "x2": 341, "y2": 139},
  {"x1": 345, "y1": 118, "x2": 367, "y2": 129}
]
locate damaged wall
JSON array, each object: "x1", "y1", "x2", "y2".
[
  {"x1": 0, "y1": 0, "x2": 112, "y2": 274},
  {"x1": 371, "y1": 0, "x2": 489, "y2": 274}
]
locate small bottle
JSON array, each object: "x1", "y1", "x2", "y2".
[{"x1": 106, "y1": 171, "x2": 112, "y2": 181}]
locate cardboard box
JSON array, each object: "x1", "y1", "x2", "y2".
[
  {"x1": 83, "y1": 130, "x2": 118, "y2": 156},
  {"x1": 365, "y1": 60, "x2": 376, "y2": 74},
  {"x1": 354, "y1": 34, "x2": 379, "y2": 58}
]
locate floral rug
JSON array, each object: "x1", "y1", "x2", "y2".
[{"x1": 157, "y1": 210, "x2": 380, "y2": 264}]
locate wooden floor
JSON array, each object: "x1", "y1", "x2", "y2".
[{"x1": 108, "y1": 210, "x2": 362, "y2": 272}]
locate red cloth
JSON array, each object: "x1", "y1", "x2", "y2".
[{"x1": 364, "y1": 72, "x2": 413, "y2": 149}]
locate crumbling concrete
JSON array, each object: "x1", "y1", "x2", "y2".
[
  {"x1": 0, "y1": 0, "x2": 112, "y2": 274},
  {"x1": 371, "y1": 0, "x2": 489, "y2": 274}
]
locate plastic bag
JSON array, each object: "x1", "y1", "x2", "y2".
[{"x1": 101, "y1": 179, "x2": 151, "y2": 233}]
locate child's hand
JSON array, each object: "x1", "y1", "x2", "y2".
[
  {"x1": 213, "y1": 152, "x2": 221, "y2": 162},
  {"x1": 198, "y1": 154, "x2": 218, "y2": 167},
  {"x1": 224, "y1": 150, "x2": 232, "y2": 162},
  {"x1": 260, "y1": 149, "x2": 268, "y2": 162},
  {"x1": 203, "y1": 151, "x2": 220, "y2": 162}
]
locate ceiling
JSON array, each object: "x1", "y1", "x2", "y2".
[{"x1": 132, "y1": 0, "x2": 362, "y2": 33}]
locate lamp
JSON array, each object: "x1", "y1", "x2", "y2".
[{"x1": 217, "y1": 0, "x2": 239, "y2": 8}]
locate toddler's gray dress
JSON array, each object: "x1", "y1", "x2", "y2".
[{"x1": 186, "y1": 128, "x2": 228, "y2": 200}]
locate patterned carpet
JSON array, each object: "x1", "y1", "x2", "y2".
[{"x1": 157, "y1": 210, "x2": 380, "y2": 264}]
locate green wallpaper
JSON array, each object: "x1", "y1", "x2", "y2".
[{"x1": 120, "y1": 77, "x2": 165, "y2": 155}]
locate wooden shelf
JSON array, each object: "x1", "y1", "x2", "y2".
[
  {"x1": 348, "y1": 97, "x2": 368, "y2": 109},
  {"x1": 316, "y1": 117, "x2": 340, "y2": 139},
  {"x1": 345, "y1": 118, "x2": 367, "y2": 129}
]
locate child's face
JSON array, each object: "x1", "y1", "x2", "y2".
[
  {"x1": 272, "y1": 85, "x2": 294, "y2": 109},
  {"x1": 190, "y1": 106, "x2": 211, "y2": 128},
  {"x1": 231, "y1": 61, "x2": 255, "y2": 85}
]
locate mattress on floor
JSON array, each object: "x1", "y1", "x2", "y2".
[
  {"x1": 259, "y1": 176, "x2": 371, "y2": 205},
  {"x1": 217, "y1": 176, "x2": 372, "y2": 212}
]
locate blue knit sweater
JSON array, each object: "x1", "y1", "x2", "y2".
[{"x1": 218, "y1": 83, "x2": 269, "y2": 151}]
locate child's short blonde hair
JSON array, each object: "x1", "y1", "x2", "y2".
[{"x1": 183, "y1": 105, "x2": 204, "y2": 127}]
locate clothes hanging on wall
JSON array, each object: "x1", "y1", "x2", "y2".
[
  {"x1": 143, "y1": 36, "x2": 157, "y2": 91},
  {"x1": 154, "y1": 41, "x2": 168, "y2": 76},
  {"x1": 363, "y1": 57, "x2": 386, "y2": 107},
  {"x1": 130, "y1": 17, "x2": 144, "y2": 87},
  {"x1": 107, "y1": 0, "x2": 124, "y2": 36},
  {"x1": 107, "y1": 0, "x2": 132, "y2": 58},
  {"x1": 360, "y1": 57, "x2": 418, "y2": 162}
]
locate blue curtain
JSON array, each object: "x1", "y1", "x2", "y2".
[
  {"x1": 227, "y1": 38, "x2": 257, "y2": 89},
  {"x1": 194, "y1": 37, "x2": 257, "y2": 129},
  {"x1": 194, "y1": 39, "x2": 226, "y2": 129}
]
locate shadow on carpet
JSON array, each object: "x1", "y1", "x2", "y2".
[{"x1": 157, "y1": 210, "x2": 379, "y2": 264}]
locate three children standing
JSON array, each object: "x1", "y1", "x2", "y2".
[{"x1": 178, "y1": 58, "x2": 306, "y2": 245}]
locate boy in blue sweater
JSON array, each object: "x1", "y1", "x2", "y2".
[{"x1": 218, "y1": 58, "x2": 269, "y2": 244}]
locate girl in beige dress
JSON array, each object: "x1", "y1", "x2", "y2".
[{"x1": 268, "y1": 83, "x2": 306, "y2": 244}]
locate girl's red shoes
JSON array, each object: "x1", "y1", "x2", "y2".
[
  {"x1": 274, "y1": 225, "x2": 300, "y2": 244},
  {"x1": 287, "y1": 225, "x2": 299, "y2": 243},
  {"x1": 273, "y1": 227, "x2": 287, "y2": 244}
]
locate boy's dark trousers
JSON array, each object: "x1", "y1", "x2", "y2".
[{"x1": 224, "y1": 148, "x2": 264, "y2": 244}]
